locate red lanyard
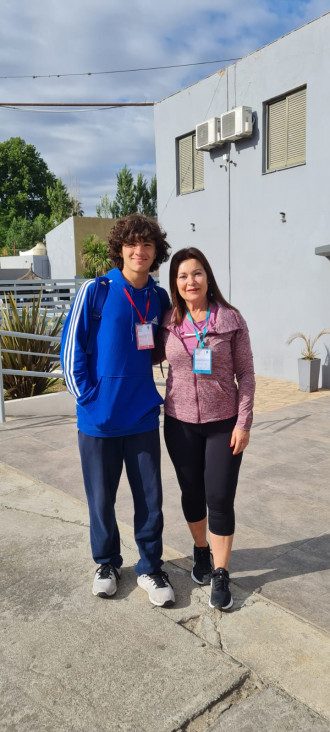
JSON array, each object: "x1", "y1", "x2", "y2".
[{"x1": 123, "y1": 289, "x2": 151, "y2": 324}]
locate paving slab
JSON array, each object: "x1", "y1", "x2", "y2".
[
  {"x1": 207, "y1": 688, "x2": 330, "y2": 732},
  {"x1": 218, "y1": 591, "x2": 330, "y2": 720}
]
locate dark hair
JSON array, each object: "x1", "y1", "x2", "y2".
[
  {"x1": 169, "y1": 247, "x2": 237, "y2": 324},
  {"x1": 108, "y1": 213, "x2": 171, "y2": 272}
]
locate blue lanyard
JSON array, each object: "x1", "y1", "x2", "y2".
[{"x1": 186, "y1": 309, "x2": 210, "y2": 348}]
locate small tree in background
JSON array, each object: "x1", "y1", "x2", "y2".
[
  {"x1": 147, "y1": 175, "x2": 157, "y2": 218},
  {"x1": 5, "y1": 217, "x2": 36, "y2": 254},
  {"x1": 33, "y1": 213, "x2": 52, "y2": 242},
  {"x1": 69, "y1": 196, "x2": 84, "y2": 217},
  {"x1": 109, "y1": 165, "x2": 136, "y2": 218},
  {"x1": 95, "y1": 166, "x2": 157, "y2": 219},
  {"x1": 67, "y1": 174, "x2": 84, "y2": 217},
  {"x1": 5, "y1": 213, "x2": 51, "y2": 255},
  {"x1": 80, "y1": 234, "x2": 112, "y2": 278},
  {"x1": 96, "y1": 193, "x2": 112, "y2": 218},
  {"x1": 134, "y1": 173, "x2": 157, "y2": 218},
  {"x1": 46, "y1": 178, "x2": 72, "y2": 227}
]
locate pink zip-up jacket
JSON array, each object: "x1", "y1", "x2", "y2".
[{"x1": 154, "y1": 303, "x2": 255, "y2": 430}]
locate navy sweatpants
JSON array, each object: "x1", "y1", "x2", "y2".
[{"x1": 78, "y1": 429, "x2": 164, "y2": 575}]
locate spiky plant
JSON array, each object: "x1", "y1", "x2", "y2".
[
  {"x1": 0, "y1": 290, "x2": 63, "y2": 399},
  {"x1": 80, "y1": 234, "x2": 111, "y2": 278},
  {"x1": 286, "y1": 329, "x2": 330, "y2": 360}
]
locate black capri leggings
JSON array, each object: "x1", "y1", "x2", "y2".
[{"x1": 164, "y1": 414, "x2": 243, "y2": 536}]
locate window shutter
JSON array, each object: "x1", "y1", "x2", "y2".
[
  {"x1": 267, "y1": 87, "x2": 306, "y2": 171},
  {"x1": 179, "y1": 136, "x2": 193, "y2": 193},
  {"x1": 268, "y1": 98, "x2": 286, "y2": 170},
  {"x1": 193, "y1": 137, "x2": 204, "y2": 191},
  {"x1": 287, "y1": 88, "x2": 306, "y2": 165}
]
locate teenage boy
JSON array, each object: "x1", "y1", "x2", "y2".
[{"x1": 61, "y1": 213, "x2": 175, "y2": 607}]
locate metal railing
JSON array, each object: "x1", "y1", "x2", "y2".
[
  {"x1": 0, "y1": 277, "x2": 84, "y2": 314},
  {"x1": 0, "y1": 329, "x2": 63, "y2": 423}
]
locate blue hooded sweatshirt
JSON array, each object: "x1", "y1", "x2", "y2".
[{"x1": 60, "y1": 268, "x2": 170, "y2": 437}]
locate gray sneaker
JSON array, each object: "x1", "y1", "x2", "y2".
[
  {"x1": 137, "y1": 570, "x2": 175, "y2": 607},
  {"x1": 92, "y1": 563, "x2": 121, "y2": 598}
]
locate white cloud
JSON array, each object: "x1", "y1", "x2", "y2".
[{"x1": 0, "y1": 0, "x2": 328, "y2": 214}]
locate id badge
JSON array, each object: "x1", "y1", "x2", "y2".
[
  {"x1": 193, "y1": 348, "x2": 212, "y2": 374},
  {"x1": 136, "y1": 323, "x2": 155, "y2": 350}
]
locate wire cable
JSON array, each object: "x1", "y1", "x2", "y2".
[
  {"x1": 0, "y1": 58, "x2": 241, "y2": 81},
  {"x1": 0, "y1": 105, "x2": 119, "y2": 113}
]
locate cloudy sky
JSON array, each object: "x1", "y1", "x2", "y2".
[{"x1": 0, "y1": 0, "x2": 328, "y2": 216}]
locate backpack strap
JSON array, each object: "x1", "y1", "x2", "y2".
[
  {"x1": 86, "y1": 276, "x2": 110, "y2": 355},
  {"x1": 154, "y1": 285, "x2": 170, "y2": 313}
]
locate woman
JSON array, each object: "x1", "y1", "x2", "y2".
[{"x1": 156, "y1": 247, "x2": 255, "y2": 610}]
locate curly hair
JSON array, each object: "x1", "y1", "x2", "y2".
[{"x1": 107, "y1": 213, "x2": 171, "y2": 272}]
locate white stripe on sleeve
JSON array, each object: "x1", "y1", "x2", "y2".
[{"x1": 63, "y1": 279, "x2": 94, "y2": 398}]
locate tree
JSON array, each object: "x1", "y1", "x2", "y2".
[
  {"x1": 5, "y1": 217, "x2": 36, "y2": 254},
  {"x1": 80, "y1": 235, "x2": 112, "y2": 278},
  {"x1": 33, "y1": 213, "x2": 52, "y2": 243},
  {"x1": 69, "y1": 196, "x2": 84, "y2": 217},
  {"x1": 134, "y1": 173, "x2": 157, "y2": 218},
  {"x1": 96, "y1": 193, "x2": 112, "y2": 218},
  {"x1": 95, "y1": 166, "x2": 157, "y2": 219},
  {"x1": 0, "y1": 137, "x2": 56, "y2": 244},
  {"x1": 109, "y1": 165, "x2": 136, "y2": 218},
  {"x1": 46, "y1": 178, "x2": 72, "y2": 227},
  {"x1": 147, "y1": 175, "x2": 157, "y2": 218},
  {"x1": 4, "y1": 213, "x2": 52, "y2": 255},
  {"x1": 67, "y1": 175, "x2": 84, "y2": 217}
]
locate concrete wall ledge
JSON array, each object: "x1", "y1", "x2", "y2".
[{"x1": 4, "y1": 390, "x2": 76, "y2": 418}]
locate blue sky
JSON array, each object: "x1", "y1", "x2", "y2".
[{"x1": 0, "y1": 0, "x2": 328, "y2": 215}]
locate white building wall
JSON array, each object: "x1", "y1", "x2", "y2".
[
  {"x1": 0, "y1": 254, "x2": 33, "y2": 270},
  {"x1": 46, "y1": 217, "x2": 76, "y2": 279},
  {"x1": 0, "y1": 254, "x2": 50, "y2": 278},
  {"x1": 155, "y1": 13, "x2": 330, "y2": 383}
]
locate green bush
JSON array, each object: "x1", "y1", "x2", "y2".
[
  {"x1": 80, "y1": 234, "x2": 111, "y2": 278},
  {"x1": 0, "y1": 290, "x2": 63, "y2": 399}
]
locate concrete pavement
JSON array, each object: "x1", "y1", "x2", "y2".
[
  {"x1": 1, "y1": 380, "x2": 330, "y2": 729},
  {"x1": 1, "y1": 461, "x2": 329, "y2": 731},
  {"x1": 2, "y1": 383, "x2": 330, "y2": 630}
]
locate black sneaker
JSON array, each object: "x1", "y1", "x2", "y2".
[
  {"x1": 191, "y1": 544, "x2": 213, "y2": 585},
  {"x1": 209, "y1": 568, "x2": 233, "y2": 610}
]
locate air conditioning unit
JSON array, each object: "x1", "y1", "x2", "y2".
[
  {"x1": 195, "y1": 117, "x2": 223, "y2": 151},
  {"x1": 220, "y1": 106, "x2": 253, "y2": 142}
]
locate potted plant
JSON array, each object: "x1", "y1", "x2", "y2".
[{"x1": 286, "y1": 329, "x2": 330, "y2": 392}]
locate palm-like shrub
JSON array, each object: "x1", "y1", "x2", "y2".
[
  {"x1": 80, "y1": 234, "x2": 112, "y2": 278},
  {"x1": 286, "y1": 329, "x2": 330, "y2": 359},
  {"x1": 0, "y1": 290, "x2": 63, "y2": 399}
]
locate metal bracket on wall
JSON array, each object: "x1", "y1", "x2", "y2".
[{"x1": 315, "y1": 245, "x2": 330, "y2": 261}]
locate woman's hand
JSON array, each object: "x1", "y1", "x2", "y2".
[{"x1": 230, "y1": 427, "x2": 250, "y2": 455}]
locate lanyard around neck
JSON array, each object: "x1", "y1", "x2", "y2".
[
  {"x1": 123, "y1": 288, "x2": 151, "y2": 324},
  {"x1": 186, "y1": 309, "x2": 210, "y2": 348}
]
